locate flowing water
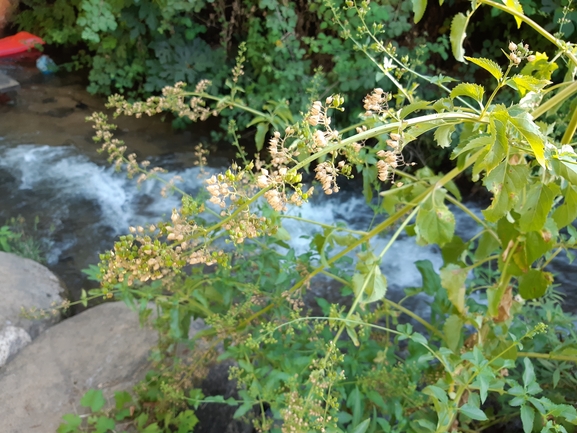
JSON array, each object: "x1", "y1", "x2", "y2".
[{"x1": 1, "y1": 62, "x2": 576, "y2": 318}]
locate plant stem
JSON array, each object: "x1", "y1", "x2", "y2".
[{"x1": 518, "y1": 351, "x2": 577, "y2": 363}]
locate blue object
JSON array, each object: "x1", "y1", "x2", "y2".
[{"x1": 36, "y1": 55, "x2": 58, "y2": 74}]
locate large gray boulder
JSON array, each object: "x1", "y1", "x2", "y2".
[
  {"x1": 0, "y1": 252, "x2": 67, "y2": 365},
  {"x1": 0, "y1": 301, "x2": 158, "y2": 433}
]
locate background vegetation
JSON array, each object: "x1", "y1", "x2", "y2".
[{"x1": 7, "y1": 0, "x2": 577, "y2": 432}]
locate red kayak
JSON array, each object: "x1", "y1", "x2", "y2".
[{"x1": 0, "y1": 31, "x2": 44, "y2": 57}]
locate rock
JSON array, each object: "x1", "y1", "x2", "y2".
[
  {"x1": 0, "y1": 301, "x2": 158, "y2": 433},
  {"x1": 0, "y1": 325, "x2": 31, "y2": 366},
  {"x1": 0, "y1": 251, "x2": 66, "y2": 340},
  {"x1": 195, "y1": 361, "x2": 254, "y2": 433}
]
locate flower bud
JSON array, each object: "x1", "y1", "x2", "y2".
[
  {"x1": 509, "y1": 42, "x2": 517, "y2": 52},
  {"x1": 527, "y1": 55, "x2": 536, "y2": 62}
]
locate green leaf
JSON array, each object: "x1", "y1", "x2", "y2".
[
  {"x1": 517, "y1": 183, "x2": 554, "y2": 232},
  {"x1": 482, "y1": 108, "x2": 509, "y2": 175},
  {"x1": 254, "y1": 123, "x2": 267, "y2": 152},
  {"x1": 522, "y1": 357, "x2": 536, "y2": 388},
  {"x1": 434, "y1": 124, "x2": 456, "y2": 148},
  {"x1": 460, "y1": 403, "x2": 488, "y2": 421},
  {"x1": 441, "y1": 235, "x2": 466, "y2": 264},
  {"x1": 114, "y1": 391, "x2": 132, "y2": 410},
  {"x1": 552, "y1": 185, "x2": 577, "y2": 229},
  {"x1": 411, "y1": 0, "x2": 427, "y2": 23},
  {"x1": 416, "y1": 191, "x2": 455, "y2": 246},
  {"x1": 142, "y1": 423, "x2": 161, "y2": 433},
  {"x1": 423, "y1": 385, "x2": 448, "y2": 404},
  {"x1": 509, "y1": 110, "x2": 546, "y2": 168},
  {"x1": 352, "y1": 267, "x2": 388, "y2": 304},
  {"x1": 450, "y1": 13, "x2": 468, "y2": 62},
  {"x1": 505, "y1": 0, "x2": 524, "y2": 28},
  {"x1": 474, "y1": 231, "x2": 500, "y2": 260},
  {"x1": 411, "y1": 332, "x2": 428, "y2": 346},
  {"x1": 507, "y1": 74, "x2": 551, "y2": 97},
  {"x1": 399, "y1": 100, "x2": 432, "y2": 119},
  {"x1": 450, "y1": 83, "x2": 485, "y2": 104},
  {"x1": 274, "y1": 227, "x2": 292, "y2": 241},
  {"x1": 57, "y1": 414, "x2": 82, "y2": 433},
  {"x1": 81, "y1": 289, "x2": 88, "y2": 308},
  {"x1": 81, "y1": 389, "x2": 106, "y2": 412},
  {"x1": 520, "y1": 404, "x2": 535, "y2": 433},
  {"x1": 551, "y1": 157, "x2": 577, "y2": 184},
  {"x1": 233, "y1": 400, "x2": 254, "y2": 419},
  {"x1": 482, "y1": 161, "x2": 529, "y2": 222},
  {"x1": 352, "y1": 418, "x2": 371, "y2": 433},
  {"x1": 443, "y1": 314, "x2": 463, "y2": 351},
  {"x1": 415, "y1": 260, "x2": 443, "y2": 296},
  {"x1": 451, "y1": 134, "x2": 493, "y2": 160},
  {"x1": 518, "y1": 269, "x2": 552, "y2": 299},
  {"x1": 95, "y1": 416, "x2": 115, "y2": 432},
  {"x1": 464, "y1": 56, "x2": 503, "y2": 81},
  {"x1": 175, "y1": 410, "x2": 199, "y2": 433},
  {"x1": 346, "y1": 323, "x2": 360, "y2": 347},
  {"x1": 440, "y1": 264, "x2": 467, "y2": 314}
]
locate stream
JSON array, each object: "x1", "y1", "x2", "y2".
[{"x1": 1, "y1": 62, "x2": 576, "y2": 318}]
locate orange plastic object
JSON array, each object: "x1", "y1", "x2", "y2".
[{"x1": 0, "y1": 31, "x2": 44, "y2": 57}]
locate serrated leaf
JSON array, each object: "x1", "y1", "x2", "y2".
[
  {"x1": 553, "y1": 185, "x2": 577, "y2": 228},
  {"x1": 451, "y1": 134, "x2": 493, "y2": 160},
  {"x1": 412, "y1": 332, "x2": 428, "y2": 346},
  {"x1": 114, "y1": 391, "x2": 132, "y2": 410},
  {"x1": 508, "y1": 74, "x2": 551, "y2": 97},
  {"x1": 434, "y1": 124, "x2": 456, "y2": 148},
  {"x1": 450, "y1": 83, "x2": 485, "y2": 104},
  {"x1": 58, "y1": 414, "x2": 82, "y2": 433},
  {"x1": 517, "y1": 183, "x2": 554, "y2": 232},
  {"x1": 518, "y1": 269, "x2": 552, "y2": 299},
  {"x1": 411, "y1": 0, "x2": 427, "y2": 23},
  {"x1": 351, "y1": 267, "x2": 388, "y2": 304},
  {"x1": 520, "y1": 404, "x2": 535, "y2": 433},
  {"x1": 81, "y1": 389, "x2": 106, "y2": 412},
  {"x1": 521, "y1": 52, "x2": 558, "y2": 81},
  {"x1": 433, "y1": 97, "x2": 453, "y2": 113},
  {"x1": 482, "y1": 109, "x2": 509, "y2": 175},
  {"x1": 505, "y1": 0, "x2": 524, "y2": 28},
  {"x1": 399, "y1": 100, "x2": 432, "y2": 119},
  {"x1": 416, "y1": 191, "x2": 455, "y2": 246},
  {"x1": 440, "y1": 264, "x2": 467, "y2": 314},
  {"x1": 551, "y1": 157, "x2": 577, "y2": 184},
  {"x1": 450, "y1": 13, "x2": 468, "y2": 62},
  {"x1": 476, "y1": 371, "x2": 494, "y2": 404},
  {"x1": 509, "y1": 109, "x2": 546, "y2": 168},
  {"x1": 482, "y1": 161, "x2": 529, "y2": 222},
  {"x1": 423, "y1": 385, "x2": 448, "y2": 404},
  {"x1": 95, "y1": 416, "x2": 116, "y2": 431},
  {"x1": 460, "y1": 403, "x2": 488, "y2": 421},
  {"x1": 465, "y1": 56, "x2": 503, "y2": 81},
  {"x1": 523, "y1": 357, "x2": 536, "y2": 387}
]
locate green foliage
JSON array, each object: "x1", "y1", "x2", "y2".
[
  {"x1": 0, "y1": 216, "x2": 46, "y2": 263},
  {"x1": 52, "y1": 0, "x2": 577, "y2": 432}
]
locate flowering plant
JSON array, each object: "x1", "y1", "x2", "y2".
[{"x1": 60, "y1": 0, "x2": 577, "y2": 432}]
